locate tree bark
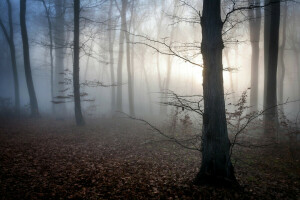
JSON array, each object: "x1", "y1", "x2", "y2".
[
  {"x1": 263, "y1": 0, "x2": 280, "y2": 137},
  {"x1": 194, "y1": 0, "x2": 236, "y2": 185},
  {"x1": 0, "y1": 0, "x2": 20, "y2": 115},
  {"x1": 73, "y1": 0, "x2": 85, "y2": 126},
  {"x1": 20, "y1": 0, "x2": 39, "y2": 117},
  {"x1": 248, "y1": 0, "x2": 261, "y2": 113}
]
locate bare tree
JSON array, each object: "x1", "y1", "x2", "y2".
[
  {"x1": 73, "y1": 0, "x2": 85, "y2": 126},
  {"x1": 123, "y1": 0, "x2": 135, "y2": 116},
  {"x1": 0, "y1": 0, "x2": 20, "y2": 115},
  {"x1": 116, "y1": 0, "x2": 126, "y2": 112},
  {"x1": 108, "y1": 0, "x2": 116, "y2": 113},
  {"x1": 263, "y1": 0, "x2": 280, "y2": 136},
  {"x1": 194, "y1": 0, "x2": 236, "y2": 184},
  {"x1": 54, "y1": 0, "x2": 66, "y2": 118},
  {"x1": 20, "y1": 0, "x2": 39, "y2": 117},
  {"x1": 40, "y1": 0, "x2": 54, "y2": 113},
  {"x1": 248, "y1": 0, "x2": 261, "y2": 113},
  {"x1": 163, "y1": 0, "x2": 179, "y2": 114},
  {"x1": 278, "y1": 1, "x2": 287, "y2": 115}
]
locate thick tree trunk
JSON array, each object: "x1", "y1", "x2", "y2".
[
  {"x1": 108, "y1": 0, "x2": 116, "y2": 113},
  {"x1": 263, "y1": 0, "x2": 280, "y2": 137},
  {"x1": 73, "y1": 0, "x2": 85, "y2": 126},
  {"x1": 20, "y1": 0, "x2": 39, "y2": 117},
  {"x1": 0, "y1": 0, "x2": 20, "y2": 115},
  {"x1": 248, "y1": 0, "x2": 261, "y2": 113},
  {"x1": 116, "y1": 0, "x2": 127, "y2": 112},
  {"x1": 194, "y1": 0, "x2": 236, "y2": 185}
]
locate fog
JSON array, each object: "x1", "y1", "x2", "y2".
[
  {"x1": 0, "y1": 0, "x2": 300, "y2": 198},
  {"x1": 0, "y1": 0, "x2": 299, "y2": 125}
]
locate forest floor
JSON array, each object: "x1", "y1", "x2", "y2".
[{"x1": 0, "y1": 117, "x2": 299, "y2": 200}]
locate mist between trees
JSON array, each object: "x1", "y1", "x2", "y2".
[{"x1": 0, "y1": 0, "x2": 300, "y2": 193}]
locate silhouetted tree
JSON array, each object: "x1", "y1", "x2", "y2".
[
  {"x1": 0, "y1": 0, "x2": 20, "y2": 115},
  {"x1": 263, "y1": 0, "x2": 280, "y2": 136},
  {"x1": 194, "y1": 0, "x2": 236, "y2": 184},
  {"x1": 73, "y1": 0, "x2": 85, "y2": 125},
  {"x1": 20, "y1": 0, "x2": 39, "y2": 117}
]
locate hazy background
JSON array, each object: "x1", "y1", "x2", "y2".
[{"x1": 0, "y1": 0, "x2": 299, "y2": 124}]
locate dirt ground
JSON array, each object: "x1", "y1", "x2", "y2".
[{"x1": 0, "y1": 118, "x2": 299, "y2": 199}]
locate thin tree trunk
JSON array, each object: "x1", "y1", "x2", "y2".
[
  {"x1": 108, "y1": 0, "x2": 116, "y2": 113},
  {"x1": 7, "y1": 0, "x2": 20, "y2": 115},
  {"x1": 20, "y1": 0, "x2": 39, "y2": 117},
  {"x1": 54, "y1": 0, "x2": 66, "y2": 118},
  {"x1": 141, "y1": 52, "x2": 153, "y2": 114},
  {"x1": 224, "y1": 49, "x2": 234, "y2": 95},
  {"x1": 278, "y1": 2, "x2": 287, "y2": 114},
  {"x1": 73, "y1": 0, "x2": 85, "y2": 126},
  {"x1": 248, "y1": 0, "x2": 261, "y2": 113},
  {"x1": 83, "y1": 40, "x2": 95, "y2": 82},
  {"x1": 263, "y1": 0, "x2": 280, "y2": 137},
  {"x1": 164, "y1": 0, "x2": 178, "y2": 112},
  {"x1": 129, "y1": 0, "x2": 135, "y2": 114},
  {"x1": 116, "y1": 0, "x2": 127, "y2": 112},
  {"x1": 155, "y1": 0, "x2": 165, "y2": 115},
  {"x1": 41, "y1": 0, "x2": 54, "y2": 114},
  {"x1": 0, "y1": 0, "x2": 20, "y2": 115},
  {"x1": 194, "y1": 0, "x2": 236, "y2": 185},
  {"x1": 123, "y1": 0, "x2": 135, "y2": 116}
]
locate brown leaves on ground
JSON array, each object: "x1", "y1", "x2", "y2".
[{"x1": 0, "y1": 118, "x2": 299, "y2": 199}]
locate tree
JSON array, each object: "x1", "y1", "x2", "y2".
[
  {"x1": 123, "y1": 0, "x2": 135, "y2": 116},
  {"x1": 248, "y1": 0, "x2": 261, "y2": 113},
  {"x1": 108, "y1": 0, "x2": 116, "y2": 113},
  {"x1": 163, "y1": 0, "x2": 179, "y2": 114},
  {"x1": 54, "y1": 0, "x2": 66, "y2": 118},
  {"x1": 194, "y1": 0, "x2": 236, "y2": 184},
  {"x1": 20, "y1": 0, "x2": 39, "y2": 117},
  {"x1": 263, "y1": 0, "x2": 280, "y2": 136},
  {"x1": 40, "y1": 0, "x2": 54, "y2": 113},
  {"x1": 73, "y1": 0, "x2": 85, "y2": 126},
  {"x1": 0, "y1": 0, "x2": 20, "y2": 115},
  {"x1": 116, "y1": 0, "x2": 127, "y2": 112},
  {"x1": 278, "y1": 1, "x2": 287, "y2": 114}
]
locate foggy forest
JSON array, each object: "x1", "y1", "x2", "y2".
[{"x1": 0, "y1": 0, "x2": 299, "y2": 199}]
